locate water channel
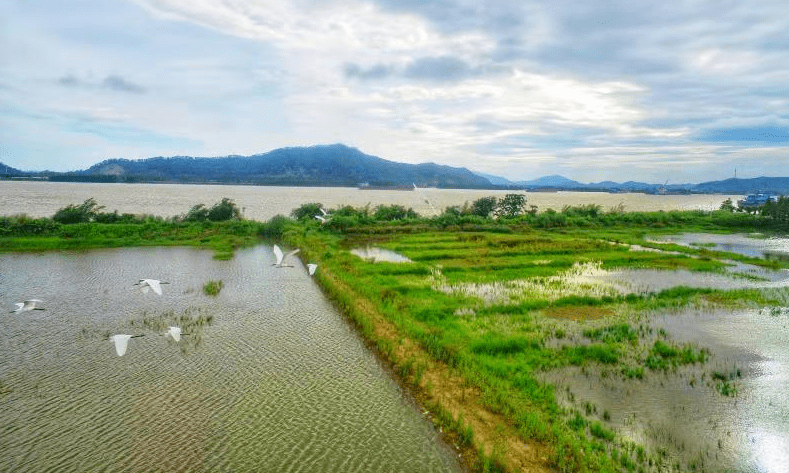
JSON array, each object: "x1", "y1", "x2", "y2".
[{"x1": 0, "y1": 246, "x2": 463, "y2": 472}]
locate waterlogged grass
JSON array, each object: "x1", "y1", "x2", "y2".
[
  {"x1": 282, "y1": 221, "x2": 788, "y2": 473},
  {"x1": 203, "y1": 280, "x2": 224, "y2": 296}
]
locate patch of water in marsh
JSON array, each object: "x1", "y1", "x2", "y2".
[
  {"x1": 649, "y1": 233, "x2": 789, "y2": 262},
  {"x1": 542, "y1": 308, "x2": 789, "y2": 472},
  {"x1": 0, "y1": 247, "x2": 461, "y2": 472},
  {"x1": 350, "y1": 247, "x2": 412, "y2": 263}
]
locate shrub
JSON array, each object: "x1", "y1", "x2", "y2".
[
  {"x1": 373, "y1": 204, "x2": 418, "y2": 221},
  {"x1": 495, "y1": 194, "x2": 528, "y2": 218},
  {"x1": 471, "y1": 196, "x2": 497, "y2": 218},
  {"x1": 207, "y1": 198, "x2": 241, "y2": 221},
  {"x1": 52, "y1": 198, "x2": 104, "y2": 224},
  {"x1": 291, "y1": 203, "x2": 324, "y2": 221}
]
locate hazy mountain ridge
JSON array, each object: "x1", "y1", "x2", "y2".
[
  {"x1": 69, "y1": 144, "x2": 492, "y2": 188},
  {"x1": 3, "y1": 144, "x2": 789, "y2": 194}
]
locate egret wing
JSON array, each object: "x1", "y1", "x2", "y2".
[
  {"x1": 167, "y1": 326, "x2": 182, "y2": 342},
  {"x1": 273, "y1": 245, "x2": 284, "y2": 266},
  {"x1": 111, "y1": 335, "x2": 132, "y2": 357},
  {"x1": 147, "y1": 279, "x2": 163, "y2": 295}
]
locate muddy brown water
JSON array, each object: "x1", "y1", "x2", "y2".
[{"x1": 0, "y1": 247, "x2": 463, "y2": 472}]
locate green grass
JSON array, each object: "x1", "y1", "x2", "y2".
[
  {"x1": 203, "y1": 280, "x2": 224, "y2": 296},
  {"x1": 279, "y1": 213, "x2": 787, "y2": 473}
]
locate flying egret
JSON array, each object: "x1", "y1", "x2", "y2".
[
  {"x1": 109, "y1": 334, "x2": 145, "y2": 357},
  {"x1": 314, "y1": 207, "x2": 331, "y2": 224},
  {"x1": 134, "y1": 279, "x2": 170, "y2": 295},
  {"x1": 164, "y1": 326, "x2": 184, "y2": 342},
  {"x1": 307, "y1": 263, "x2": 318, "y2": 276},
  {"x1": 272, "y1": 244, "x2": 300, "y2": 267},
  {"x1": 11, "y1": 299, "x2": 45, "y2": 312}
]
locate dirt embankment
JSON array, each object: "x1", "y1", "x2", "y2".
[{"x1": 317, "y1": 266, "x2": 557, "y2": 473}]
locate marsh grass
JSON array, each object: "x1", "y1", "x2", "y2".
[
  {"x1": 203, "y1": 280, "x2": 224, "y2": 296},
  {"x1": 278, "y1": 218, "x2": 789, "y2": 472}
]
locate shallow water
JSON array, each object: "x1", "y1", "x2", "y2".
[
  {"x1": 541, "y1": 233, "x2": 789, "y2": 472},
  {"x1": 650, "y1": 233, "x2": 789, "y2": 262},
  {"x1": 350, "y1": 247, "x2": 412, "y2": 263},
  {"x1": 546, "y1": 308, "x2": 789, "y2": 473},
  {"x1": 0, "y1": 247, "x2": 462, "y2": 472}
]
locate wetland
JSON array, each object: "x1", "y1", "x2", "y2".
[{"x1": 3, "y1": 183, "x2": 789, "y2": 472}]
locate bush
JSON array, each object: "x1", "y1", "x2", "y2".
[
  {"x1": 495, "y1": 194, "x2": 527, "y2": 218},
  {"x1": 184, "y1": 198, "x2": 241, "y2": 222},
  {"x1": 207, "y1": 198, "x2": 241, "y2": 221},
  {"x1": 373, "y1": 204, "x2": 418, "y2": 221},
  {"x1": 52, "y1": 198, "x2": 104, "y2": 224},
  {"x1": 291, "y1": 203, "x2": 324, "y2": 221},
  {"x1": 471, "y1": 196, "x2": 497, "y2": 218}
]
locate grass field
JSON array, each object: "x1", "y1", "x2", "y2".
[{"x1": 283, "y1": 217, "x2": 788, "y2": 473}]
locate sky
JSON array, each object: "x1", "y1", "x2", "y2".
[{"x1": 1, "y1": 0, "x2": 788, "y2": 183}]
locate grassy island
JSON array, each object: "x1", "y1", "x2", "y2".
[{"x1": 3, "y1": 196, "x2": 789, "y2": 472}]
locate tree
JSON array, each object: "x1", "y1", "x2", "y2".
[
  {"x1": 762, "y1": 196, "x2": 789, "y2": 223},
  {"x1": 373, "y1": 204, "x2": 418, "y2": 221},
  {"x1": 495, "y1": 194, "x2": 527, "y2": 218},
  {"x1": 471, "y1": 196, "x2": 497, "y2": 218},
  {"x1": 207, "y1": 198, "x2": 241, "y2": 221},
  {"x1": 719, "y1": 198, "x2": 736, "y2": 212},
  {"x1": 52, "y1": 198, "x2": 104, "y2": 224},
  {"x1": 291, "y1": 203, "x2": 324, "y2": 221}
]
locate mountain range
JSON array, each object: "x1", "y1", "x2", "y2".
[{"x1": 2, "y1": 144, "x2": 788, "y2": 195}]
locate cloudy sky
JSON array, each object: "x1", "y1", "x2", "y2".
[{"x1": 1, "y1": 0, "x2": 788, "y2": 183}]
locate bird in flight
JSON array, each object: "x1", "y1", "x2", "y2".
[
  {"x1": 11, "y1": 299, "x2": 45, "y2": 312},
  {"x1": 134, "y1": 279, "x2": 169, "y2": 295},
  {"x1": 272, "y1": 245, "x2": 300, "y2": 268}
]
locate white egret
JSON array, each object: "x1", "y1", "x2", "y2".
[
  {"x1": 109, "y1": 334, "x2": 145, "y2": 357},
  {"x1": 165, "y1": 326, "x2": 183, "y2": 342},
  {"x1": 11, "y1": 299, "x2": 45, "y2": 312},
  {"x1": 314, "y1": 207, "x2": 331, "y2": 224},
  {"x1": 307, "y1": 263, "x2": 318, "y2": 276},
  {"x1": 134, "y1": 279, "x2": 169, "y2": 295},
  {"x1": 272, "y1": 244, "x2": 300, "y2": 267}
]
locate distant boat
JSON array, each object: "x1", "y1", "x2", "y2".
[{"x1": 738, "y1": 193, "x2": 779, "y2": 208}]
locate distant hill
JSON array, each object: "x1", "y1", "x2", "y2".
[
  {"x1": 5, "y1": 148, "x2": 789, "y2": 195},
  {"x1": 1, "y1": 162, "x2": 25, "y2": 175},
  {"x1": 516, "y1": 175, "x2": 583, "y2": 188},
  {"x1": 692, "y1": 177, "x2": 789, "y2": 195},
  {"x1": 52, "y1": 144, "x2": 493, "y2": 188}
]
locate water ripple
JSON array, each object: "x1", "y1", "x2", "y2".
[{"x1": 0, "y1": 247, "x2": 460, "y2": 472}]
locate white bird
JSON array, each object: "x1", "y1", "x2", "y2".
[
  {"x1": 109, "y1": 334, "x2": 145, "y2": 357},
  {"x1": 314, "y1": 207, "x2": 331, "y2": 224},
  {"x1": 134, "y1": 279, "x2": 169, "y2": 295},
  {"x1": 272, "y1": 244, "x2": 300, "y2": 267},
  {"x1": 307, "y1": 263, "x2": 318, "y2": 276},
  {"x1": 11, "y1": 299, "x2": 45, "y2": 312},
  {"x1": 165, "y1": 326, "x2": 183, "y2": 342}
]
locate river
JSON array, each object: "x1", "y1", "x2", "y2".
[{"x1": 0, "y1": 181, "x2": 741, "y2": 220}]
